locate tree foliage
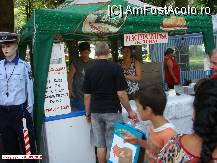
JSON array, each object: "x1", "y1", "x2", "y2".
[
  {"x1": 15, "y1": 0, "x2": 65, "y2": 31},
  {"x1": 141, "y1": 0, "x2": 171, "y2": 7},
  {"x1": 191, "y1": 0, "x2": 217, "y2": 14}
]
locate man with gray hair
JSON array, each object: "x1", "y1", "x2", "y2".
[
  {"x1": 210, "y1": 48, "x2": 217, "y2": 80},
  {"x1": 83, "y1": 42, "x2": 138, "y2": 163}
]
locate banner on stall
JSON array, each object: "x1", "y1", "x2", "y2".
[
  {"x1": 124, "y1": 32, "x2": 168, "y2": 46},
  {"x1": 108, "y1": 122, "x2": 146, "y2": 163},
  {"x1": 44, "y1": 43, "x2": 71, "y2": 117}
]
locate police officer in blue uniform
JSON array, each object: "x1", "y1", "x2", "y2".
[{"x1": 0, "y1": 32, "x2": 36, "y2": 162}]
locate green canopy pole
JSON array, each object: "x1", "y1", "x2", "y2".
[
  {"x1": 32, "y1": 31, "x2": 53, "y2": 146},
  {"x1": 203, "y1": 29, "x2": 215, "y2": 55},
  {"x1": 201, "y1": 15, "x2": 215, "y2": 55}
]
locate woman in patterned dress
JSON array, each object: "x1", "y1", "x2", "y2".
[
  {"x1": 121, "y1": 46, "x2": 142, "y2": 100},
  {"x1": 157, "y1": 78, "x2": 217, "y2": 163}
]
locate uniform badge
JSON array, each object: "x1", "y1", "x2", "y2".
[{"x1": 28, "y1": 71, "x2": 32, "y2": 80}]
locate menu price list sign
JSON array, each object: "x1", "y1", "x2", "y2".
[{"x1": 44, "y1": 43, "x2": 71, "y2": 117}]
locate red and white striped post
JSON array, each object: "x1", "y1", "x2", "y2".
[{"x1": 22, "y1": 118, "x2": 31, "y2": 155}]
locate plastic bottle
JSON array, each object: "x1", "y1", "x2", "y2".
[{"x1": 204, "y1": 56, "x2": 212, "y2": 77}]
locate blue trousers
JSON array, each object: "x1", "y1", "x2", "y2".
[{"x1": 0, "y1": 107, "x2": 36, "y2": 163}]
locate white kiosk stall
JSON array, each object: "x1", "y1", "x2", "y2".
[{"x1": 42, "y1": 43, "x2": 96, "y2": 163}]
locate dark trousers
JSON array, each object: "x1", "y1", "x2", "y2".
[{"x1": 0, "y1": 107, "x2": 36, "y2": 163}]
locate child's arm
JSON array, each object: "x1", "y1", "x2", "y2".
[{"x1": 123, "y1": 131, "x2": 147, "y2": 148}]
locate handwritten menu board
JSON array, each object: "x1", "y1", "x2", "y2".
[{"x1": 44, "y1": 43, "x2": 71, "y2": 117}]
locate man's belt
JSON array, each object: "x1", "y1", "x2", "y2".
[{"x1": 0, "y1": 105, "x2": 21, "y2": 112}]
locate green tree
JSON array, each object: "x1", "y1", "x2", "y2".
[
  {"x1": 175, "y1": 0, "x2": 188, "y2": 8},
  {"x1": 142, "y1": 0, "x2": 171, "y2": 7},
  {"x1": 190, "y1": 0, "x2": 217, "y2": 14},
  {"x1": 15, "y1": 0, "x2": 65, "y2": 30}
]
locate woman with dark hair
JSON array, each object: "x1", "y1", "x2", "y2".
[
  {"x1": 164, "y1": 48, "x2": 180, "y2": 89},
  {"x1": 157, "y1": 79, "x2": 217, "y2": 163},
  {"x1": 121, "y1": 46, "x2": 141, "y2": 100}
]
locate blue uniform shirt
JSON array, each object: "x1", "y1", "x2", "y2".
[{"x1": 0, "y1": 55, "x2": 34, "y2": 113}]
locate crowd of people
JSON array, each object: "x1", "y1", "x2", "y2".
[
  {"x1": 0, "y1": 31, "x2": 217, "y2": 163},
  {"x1": 69, "y1": 42, "x2": 217, "y2": 163},
  {"x1": 67, "y1": 42, "x2": 143, "y2": 110}
]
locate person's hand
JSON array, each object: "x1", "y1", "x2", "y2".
[
  {"x1": 122, "y1": 131, "x2": 139, "y2": 145},
  {"x1": 128, "y1": 111, "x2": 139, "y2": 123},
  {"x1": 85, "y1": 114, "x2": 91, "y2": 123}
]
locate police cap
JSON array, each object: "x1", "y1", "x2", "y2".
[{"x1": 0, "y1": 32, "x2": 18, "y2": 44}]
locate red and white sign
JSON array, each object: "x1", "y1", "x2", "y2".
[{"x1": 124, "y1": 32, "x2": 168, "y2": 46}]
